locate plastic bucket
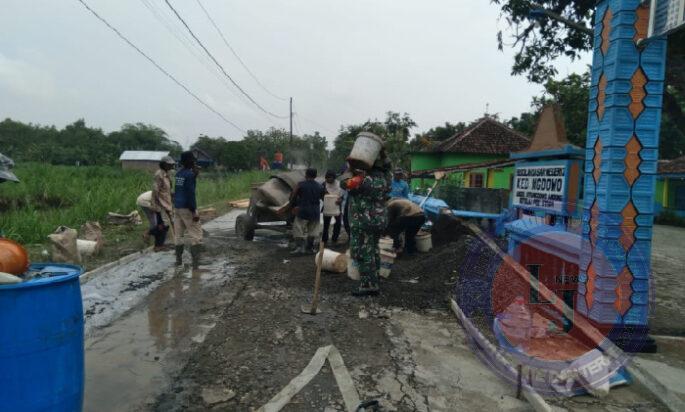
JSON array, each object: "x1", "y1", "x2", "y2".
[
  {"x1": 323, "y1": 195, "x2": 340, "y2": 217},
  {"x1": 346, "y1": 250, "x2": 360, "y2": 280},
  {"x1": 416, "y1": 231, "x2": 432, "y2": 252},
  {"x1": 0, "y1": 263, "x2": 84, "y2": 412},
  {"x1": 380, "y1": 250, "x2": 396, "y2": 278},
  {"x1": 378, "y1": 236, "x2": 394, "y2": 252},
  {"x1": 319, "y1": 249, "x2": 347, "y2": 273},
  {"x1": 347, "y1": 132, "x2": 383, "y2": 170}
]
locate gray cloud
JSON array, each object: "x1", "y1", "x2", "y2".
[{"x1": 0, "y1": 0, "x2": 590, "y2": 148}]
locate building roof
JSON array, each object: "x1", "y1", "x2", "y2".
[
  {"x1": 659, "y1": 156, "x2": 685, "y2": 174},
  {"x1": 119, "y1": 151, "x2": 170, "y2": 161},
  {"x1": 511, "y1": 105, "x2": 583, "y2": 160},
  {"x1": 433, "y1": 117, "x2": 530, "y2": 155}
]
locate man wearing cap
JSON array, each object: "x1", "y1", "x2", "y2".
[
  {"x1": 174, "y1": 151, "x2": 202, "y2": 268},
  {"x1": 141, "y1": 155, "x2": 175, "y2": 251},
  {"x1": 390, "y1": 168, "x2": 409, "y2": 199}
]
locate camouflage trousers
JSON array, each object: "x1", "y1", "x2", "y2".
[{"x1": 350, "y1": 226, "x2": 381, "y2": 285}]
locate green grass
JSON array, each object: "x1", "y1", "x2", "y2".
[{"x1": 0, "y1": 163, "x2": 268, "y2": 244}]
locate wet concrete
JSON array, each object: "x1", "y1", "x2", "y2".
[
  {"x1": 82, "y1": 211, "x2": 243, "y2": 412},
  {"x1": 650, "y1": 224, "x2": 685, "y2": 336}
]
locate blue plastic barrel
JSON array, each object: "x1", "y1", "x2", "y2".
[{"x1": 0, "y1": 263, "x2": 84, "y2": 411}]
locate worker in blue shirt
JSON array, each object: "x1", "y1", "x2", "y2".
[
  {"x1": 173, "y1": 151, "x2": 202, "y2": 268},
  {"x1": 390, "y1": 168, "x2": 410, "y2": 199}
]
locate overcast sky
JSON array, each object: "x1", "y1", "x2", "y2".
[{"x1": 0, "y1": 0, "x2": 590, "y2": 148}]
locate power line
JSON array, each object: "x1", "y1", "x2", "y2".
[
  {"x1": 296, "y1": 113, "x2": 338, "y2": 136},
  {"x1": 138, "y1": 0, "x2": 247, "y2": 105},
  {"x1": 75, "y1": 0, "x2": 245, "y2": 134},
  {"x1": 163, "y1": 0, "x2": 289, "y2": 119},
  {"x1": 195, "y1": 0, "x2": 288, "y2": 102}
]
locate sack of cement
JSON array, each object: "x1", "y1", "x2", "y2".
[
  {"x1": 48, "y1": 226, "x2": 82, "y2": 264},
  {"x1": 80, "y1": 221, "x2": 104, "y2": 252},
  {"x1": 107, "y1": 211, "x2": 142, "y2": 225},
  {"x1": 0, "y1": 272, "x2": 22, "y2": 284},
  {"x1": 77, "y1": 239, "x2": 98, "y2": 257}
]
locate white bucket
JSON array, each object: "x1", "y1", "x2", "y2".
[
  {"x1": 378, "y1": 236, "x2": 394, "y2": 252},
  {"x1": 77, "y1": 239, "x2": 98, "y2": 257},
  {"x1": 415, "y1": 231, "x2": 432, "y2": 253},
  {"x1": 346, "y1": 250, "x2": 360, "y2": 280},
  {"x1": 380, "y1": 250, "x2": 396, "y2": 278},
  {"x1": 319, "y1": 249, "x2": 347, "y2": 273},
  {"x1": 347, "y1": 132, "x2": 383, "y2": 170},
  {"x1": 323, "y1": 194, "x2": 341, "y2": 217}
]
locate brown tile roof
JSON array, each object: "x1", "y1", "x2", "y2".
[
  {"x1": 659, "y1": 156, "x2": 685, "y2": 174},
  {"x1": 433, "y1": 117, "x2": 530, "y2": 155}
]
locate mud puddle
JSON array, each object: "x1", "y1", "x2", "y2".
[{"x1": 83, "y1": 210, "x2": 244, "y2": 412}]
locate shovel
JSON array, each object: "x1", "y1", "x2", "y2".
[
  {"x1": 418, "y1": 170, "x2": 446, "y2": 208},
  {"x1": 301, "y1": 240, "x2": 325, "y2": 315}
]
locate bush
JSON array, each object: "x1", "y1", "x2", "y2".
[{"x1": 0, "y1": 163, "x2": 268, "y2": 244}]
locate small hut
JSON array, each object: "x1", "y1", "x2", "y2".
[{"x1": 119, "y1": 151, "x2": 170, "y2": 171}]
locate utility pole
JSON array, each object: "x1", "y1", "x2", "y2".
[{"x1": 289, "y1": 97, "x2": 293, "y2": 143}]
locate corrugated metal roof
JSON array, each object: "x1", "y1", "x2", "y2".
[{"x1": 119, "y1": 151, "x2": 170, "y2": 161}]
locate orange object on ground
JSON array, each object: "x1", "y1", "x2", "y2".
[{"x1": 0, "y1": 238, "x2": 29, "y2": 275}]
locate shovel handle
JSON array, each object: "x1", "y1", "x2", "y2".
[{"x1": 310, "y1": 241, "x2": 325, "y2": 314}]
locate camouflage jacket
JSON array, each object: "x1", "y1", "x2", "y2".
[{"x1": 347, "y1": 171, "x2": 389, "y2": 231}]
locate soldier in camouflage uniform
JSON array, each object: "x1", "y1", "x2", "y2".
[{"x1": 342, "y1": 151, "x2": 391, "y2": 296}]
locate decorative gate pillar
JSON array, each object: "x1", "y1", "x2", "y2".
[{"x1": 577, "y1": 0, "x2": 667, "y2": 351}]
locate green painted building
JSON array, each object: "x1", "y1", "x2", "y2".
[
  {"x1": 656, "y1": 156, "x2": 685, "y2": 217},
  {"x1": 410, "y1": 117, "x2": 530, "y2": 189}
]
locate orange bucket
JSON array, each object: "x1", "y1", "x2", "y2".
[{"x1": 0, "y1": 238, "x2": 29, "y2": 275}]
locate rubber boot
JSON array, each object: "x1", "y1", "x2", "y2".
[
  {"x1": 290, "y1": 239, "x2": 306, "y2": 255},
  {"x1": 352, "y1": 280, "x2": 379, "y2": 297},
  {"x1": 175, "y1": 245, "x2": 184, "y2": 266},
  {"x1": 306, "y1": 237, "x2": 316, "y2": 255},
  {"x1": 190, "y1": 244, "x2": 202, "y2": 269}
]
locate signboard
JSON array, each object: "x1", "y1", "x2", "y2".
[
  {"x1": 649, "y1": 0, "x2": 685, "y2": 37},
  {"x1": 513, "y1": 164, "x2": 567, "y2": 213}
]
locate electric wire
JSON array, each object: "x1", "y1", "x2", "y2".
[
  {"x1": 138, "y1": 0, "x2": 248, "y2": 105},
  {"x1": 163, "y1": 0, "x2": 289, "y2": 119},
  {"x1": 296, "y1": 113, "x2": 338, "y2": 136},
  {"x1": 75, "y1": 0, "x2": 244, "y2": 133},
  {"x1": 195, "y1": 0, "x2": 288, "y2": 102}
]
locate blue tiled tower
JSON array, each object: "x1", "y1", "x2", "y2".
[{"x1": 577, "y1": 0, "x2": 667, "y2": 351}]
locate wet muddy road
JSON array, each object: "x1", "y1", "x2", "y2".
[
  {"x1": 82, "y1": 212, "x2": 244, "y2": 412},
  {"x1": 82, "y1": 210, "x2": 669, "y2": 411}
]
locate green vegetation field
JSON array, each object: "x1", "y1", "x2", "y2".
[{"x1": 0, "y1": 163, "x2": 268, "y2": 244}]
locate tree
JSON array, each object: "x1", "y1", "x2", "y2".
[
  {"x1": 493, "y1": 0, "x2": 685, "y2": 145},
  {"x1": 410, "y1": 122, "x2": 467, "y2": 151},
  {"x1": 0, "y1": 118, "x2": 183, "y2": 165}
]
